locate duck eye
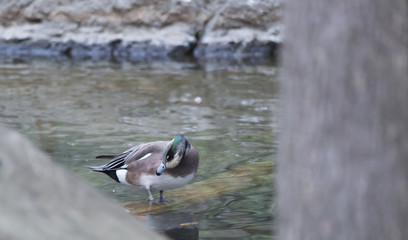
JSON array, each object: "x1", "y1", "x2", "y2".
[{"x1": 166, "y1": 148, "x2": 174, "y2": 161}]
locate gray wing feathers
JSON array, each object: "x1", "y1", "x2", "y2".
[
  {"x1": 124, "y1": 141, "x2": 168, "y2": 164},
  {"x1": 95, "y1": 141, "x2": 169, "y2": 170}
]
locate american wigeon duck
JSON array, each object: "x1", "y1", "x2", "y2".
[{"x1": 87, "y1": 135, "x2": 199, "y2": 202}]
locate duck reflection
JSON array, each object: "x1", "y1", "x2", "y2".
[{"x1": 145, "y1": 210, "x2": 199, "y2": 240}]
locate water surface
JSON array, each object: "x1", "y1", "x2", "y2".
[{"x1": 0, "y1": 58, "x2": 277, "y2": 239}]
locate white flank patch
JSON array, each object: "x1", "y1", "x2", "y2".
[
  {"x1": 139, "y1": 152, "x2": 152, "y2": 160},
  {"x1": 139, "y1": 173, "x2": 195, "y2": 191},
  {"x1": 116, "y1": 169, "x2": 131, "y2": 185}
]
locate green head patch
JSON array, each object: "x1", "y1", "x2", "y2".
[{"x1": 171, "y1": 135, "x2": 183, "y2": 152}]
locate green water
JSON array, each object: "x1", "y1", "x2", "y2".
[{"x1": 0, "y1": 59, "x2": 277, "y2": 239}]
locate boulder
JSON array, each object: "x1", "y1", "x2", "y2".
[
  {"x1": 0, "y1": 124, "x2": 165, "y2": 240},
  {"x1": 0, "y1": 0, "x2": 282, "y2": 61}
]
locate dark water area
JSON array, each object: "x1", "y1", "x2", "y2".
[{"x1": 0, "y1": 58, "x2": 278, "y2": 239}]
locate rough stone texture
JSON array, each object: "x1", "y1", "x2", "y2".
[
  {"x1": 0, "y1": 0, "x2": 282, "y2": 60},
  {"x1": 0, "y1": 124, "x2": 166, "y2": 240},
  {"x1": 278, "y1": 0, "x2": 408, "y2": 239}
]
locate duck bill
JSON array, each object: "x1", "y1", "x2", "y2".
[{"x1": 156, "y1": 162, "x2": 166, "y2": 176}]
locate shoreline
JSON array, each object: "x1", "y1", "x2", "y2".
[{"x1": 0, "y1": 0, "x2": 282, "y2": 62}]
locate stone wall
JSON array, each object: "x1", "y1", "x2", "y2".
[{"x1": 0, "y1": 0, "x2": 282, "y2": 61}]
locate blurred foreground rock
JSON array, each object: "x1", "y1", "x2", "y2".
[
  {"x1": 0, "y1": 125, "x2": 165, "y2": 240},
  {"x1": 0, "y1": 0, "x2": 282, "y2": 61},
  {"x1": 278, "y1": 0, "x2": 408, "y2": 239}
]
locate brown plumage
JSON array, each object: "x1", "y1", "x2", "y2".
[{"x1": 87, "y1": 136, "x2": 199, "y2": 202}]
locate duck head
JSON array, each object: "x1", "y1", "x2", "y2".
[{"x1": 156, "y1": 135, "x2": 191, "y2": 176}]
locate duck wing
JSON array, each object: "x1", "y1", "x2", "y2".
[
  {"x1": 91, "y1": 141, "x2": 168, "y2": 171},
  {"x1": 123, "y1": 141, "x2": 168, "y2": 164}
]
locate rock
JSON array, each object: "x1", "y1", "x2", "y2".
[
  {"x1": 0, "y1": 124, "x2": 165, "y2": 240},
  {"x1": 195, "y1": 0, "x2": 282, "y2": 58},
  {"x1": 0, "y1": 0, "x2": 282, "y2": 61}
]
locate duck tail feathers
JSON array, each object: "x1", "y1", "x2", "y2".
[
  {"x1": 86, "y1": 165, "x2": 106, "y2": 172},
  {"x1": 86, "y1": 165, "x2": 120, "y2": 183},
  {"x1": 95, "y1": 155, "x2": 116, "y2": 159}
]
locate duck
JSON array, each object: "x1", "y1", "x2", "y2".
[{"x1": 87, "y1": 135, "x2": 199, "y2": 202}]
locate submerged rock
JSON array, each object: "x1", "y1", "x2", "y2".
[{"x1": 0, "y1": 0, "x2": 282, "y2": 61}]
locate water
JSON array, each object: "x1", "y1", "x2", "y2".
[{"x1": 0, "y1": 58, "x2": 278, "y2": 239}]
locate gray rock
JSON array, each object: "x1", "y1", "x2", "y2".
[
  {"x1": 0, "y1": 124, "x2": 165, "y2": 240},
  {"x1": 0, "y1": 0, "x2": 282, "y2": 61}
]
